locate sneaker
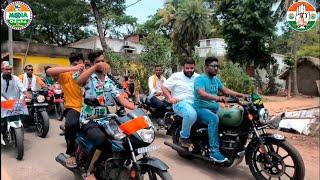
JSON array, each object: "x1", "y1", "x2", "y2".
[
  {"x1": 179, "y1": 137, "x2": 192, "y2": 148},
  {"x1": 209, "y1": 152, "x2": 228, "y2": 163}
]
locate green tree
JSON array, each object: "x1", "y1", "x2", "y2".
[
  {"x1": 15, "y1": 0, "x2": 92, "y2": 46},
  {"x1": 216, "y1": 0, "x2": 277, "y2": 69}
]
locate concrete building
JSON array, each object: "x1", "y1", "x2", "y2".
[
  {"x1": 195, "y1": 38, "x2": 227, "y2": 58},
  {"x1": 68, "y1": 36, "x2": 145, "y2": 54},
  {"x1": 1, "y1": 41, "x2": 92, "y2": 75}
]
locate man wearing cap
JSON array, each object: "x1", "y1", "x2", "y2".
[{"x1": 1, "y1": 61, "x2": 30, "y2": 100}]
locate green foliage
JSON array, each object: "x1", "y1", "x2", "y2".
[
  {"x1": 283, "y1": 56, "x2": 294, "y2": 68},
  {"x1": 297, "y1": 43, "x2": 320, "y2": 58},
  {"x1": 274, "y1": 21, "x2": 320, "y2": 58},
  {"x1": 15, "y1": 0, "x2": 92, "y2": 45},
  {"x1": 216, "y1": 0, "x2": 277, "y2": 69},
  {"x1": 137, "y1": 32, "x2": 173, "y2": 75},
  {"x1": 172, "y1": 0, "x2": 211, "y2": 57},
  {"x1": 263, "y1": 65, "x2": 280, "y2": 95},
  {"x1": 219, "y1": 60, "x2": 255, "y2": 94}
]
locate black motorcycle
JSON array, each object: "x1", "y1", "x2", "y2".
[
  {"x1": 139, "y1": 94, "x2": 174, "y2": 131},
  {"x1": 56, "y1": 98, "x2": 172, "y2": 180},
  {"x1": 25, "y1": 89, "x2": 50, "y2": 138},
  {"x1": 164, "y1": 94, "x2": 305, "y2": 180}
]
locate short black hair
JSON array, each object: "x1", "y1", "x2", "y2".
[
  {"x1": 44, "y1": 66, "x2": 51, "y2": 73},
  {"x1": 205, "y1": 57, "x2": 219, "y2": 66},
  {"x1": 24, "y1": 64, "x2": 33, "y2": 70},
  {"x1": 182, "y1": 57, "x2": 195, "y2": 66},
  {"x1": 69, "y1": 52, "x2": 83, "y2": 63},
  {"x1": 155, "y1": 64, "x2": 162, "y2": 68},
  {"x1": 88, "y1": 50, "x2": 104, "y2": 63}
]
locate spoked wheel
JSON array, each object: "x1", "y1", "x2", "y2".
[
  {"x1": 35, "y1": 111, "x2": 50, "y2": 138},
  {"x1": 248, "y1": 139, "x2": 305, "y2": 180},
  {"x1": 11, "y1": 127, "x2": 24, "y2": 160},
  {"x1": 55, "y1": 102, "x2": 64, "y2": 121},
  {"x1": 141, "y1": 168, "x2": 172, "y2": 180}
]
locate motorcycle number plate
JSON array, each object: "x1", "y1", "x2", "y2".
[{"x1": 137, "y1": 145, "x2": 159, "y2": 154}]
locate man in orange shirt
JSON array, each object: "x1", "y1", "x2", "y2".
[
  {"x1": 18, "y1": 65, "x2": 47, "y2": 91},
  {"x1": 46, "y1": 52, "x2": 86, "y2": 168}
]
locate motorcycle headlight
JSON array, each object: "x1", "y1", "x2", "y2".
[
  {"x1": 136, "y1": 128, "x2": 155, "y2": 143},
  {"x1": 259, "y1": 108, "x2": 269, "y2": 124},
  {"x1": 54, "y1": 89, "x2": 62, "y2": 94},
  {"x1": 136, "y1": 116, "x2": 155, "y2": 143},
  {"x1": 36, "y1": 95, "x2": 45, "y2": 103}
]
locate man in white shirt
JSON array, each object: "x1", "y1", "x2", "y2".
[
  {"x1": 162, "y1": 57, "x2": 199, "y2": 148},
  {"x1": 148, "y1": 65, "x2": 167, "y2": 108}
]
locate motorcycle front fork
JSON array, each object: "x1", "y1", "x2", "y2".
[{"x1": 252, "y1": 125, "x2": 273, "y2": 163}]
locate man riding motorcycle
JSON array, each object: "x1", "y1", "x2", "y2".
[
  {"x1": 41, "y1": 66, "x2": 55, "y2": 86},
  {"x1": 76, "y1": 50, "x2": 135, "y2": 180},
  {"x1": 46, "y1": 52, "x2": 86, "y2": 168},
  {"x1": 162, "y1": 57, "x2": 199, "y2": 148},
  {"x1": 18, "y1": 65, "x2": 47, "y2": 91},
  {"x1": 1, "y1": 61, "x2": 30, "y2": 144},
  {"x1": 193, "y1": 57, "x2": 248, "y2": 163}
]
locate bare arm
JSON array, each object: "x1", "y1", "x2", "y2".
[
  {"x1": 47, "y1": 66, "x2": 77, "y2": 76},
  {"x1": 221, "y1": 87, "x2": 246, "y2": 98},
  {"x1": 197, "y1": 89, "x2": 222, "y2": 101},
  {"x1": 76, "y1": 65, "x2": 97, "y2": 86},
  {"x1": 117, "y1": 93, "x2": 135, "y2": 110},
  {"x1": 161, "y1": 85, "x2": 179, "y2": 104}
]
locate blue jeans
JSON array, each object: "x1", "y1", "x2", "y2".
[
  {"x1": 195, "y1": 108, "x2": 220, "y2": 155},
  {"x1": 172, "y1": 100, "x2": 197, "y2": 139}
]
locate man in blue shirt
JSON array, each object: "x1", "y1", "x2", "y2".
[{"x1": 194, "y1": 57, "x2": 248, "y2": 163}]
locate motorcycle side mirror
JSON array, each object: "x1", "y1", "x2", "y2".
[{"x1": 84, "y1": 98, "x2": 101, "y2": 106}]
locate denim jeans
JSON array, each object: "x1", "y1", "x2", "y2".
[
  {"x1": 172, "y1": 100, "x2": 197, "y2": 139},
  {"x1": 195, "y1": 108, "x2": 220, "y2": 155}
]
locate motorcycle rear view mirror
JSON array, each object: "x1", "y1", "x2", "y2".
[{"x1": 84, "y1": 98, "x2": 102, "y2": 107}]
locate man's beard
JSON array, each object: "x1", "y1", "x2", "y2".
[
  {"x1": 183, "y1": 71, "x2": 194, "y2": 78},
  {"x1": 2, "y1": 73, "x2": 12, "y2": 80},
  {"x1": 208, "y1": 71, "x2": 217, "y2": 77},
  {"x1": 27, "y1": 73, "x2": 32, "y2": 78}
]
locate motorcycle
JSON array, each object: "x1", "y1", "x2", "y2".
[
  {"x1": 164, "y1": 93, "x2": 305, "y2": 180},
  {"x1": 1, "y1": 97, "x2": 28, "y2": 160},
  {"x1": 47, "y1": 82, "x2": 64, "y2": 120},
  {"x1": 56, "y1": 97, "x2": 172, "y2": 180},
  {"x1": 25, "y1": 89, "x2": 50, "y2": 138},
  {"x1": 138, "y1": 94, "x2": 174, "y2": 131}
]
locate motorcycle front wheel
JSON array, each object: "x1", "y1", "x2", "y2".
[
  {"x1": 141, "y1": 168, "x2": 172, "y2": 180},
  {"x1": 55, "y1": 102, "x2": 64, "y2": 121},
  {"x1": 248, "y1": 138, "x2": 305, "y2": 180},
  {"x1": 36, "y1": 111, "x2": 50, "y2": 138},
  {"x1": 11, "y1": 127, "x2": 24, "y2": 160}
]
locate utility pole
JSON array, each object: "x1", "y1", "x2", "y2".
[{"x1": 8, "y1": 0, "x2": 13, "y2": 72}]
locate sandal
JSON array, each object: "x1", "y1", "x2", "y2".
[{"x1": 65, "y1": 156, "x2": 77, "y2": 168}]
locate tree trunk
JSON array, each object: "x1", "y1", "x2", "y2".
[
  {"x1": 288, "y1": 69, "x2": 292, "y2": 98},
  {"x1": 90, "y1": 0, "x2": 108, "y2": 55},
  {"x1": 292, "y1": 58, "x2": 299, "y2": 96}
]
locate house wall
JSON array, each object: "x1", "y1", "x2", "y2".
[
  {"x1": 297, "y1": 62, "x2": 320, "y2": 96},
  {"x1": 70, "y1": 37, "x2": 144, "y2": 54},
  {"x1": 13, "y1": 54, "x2": 70, "y2": 75},
  {"x1": 195, "y1": 38, "x2": 227, "y2": 58}
]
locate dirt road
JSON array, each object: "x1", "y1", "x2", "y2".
[
  {"x1": 1, "y1": 96, "x2": 319, "y2": 180},
  {"x1": 1, "y1": 119, "x2": 319, "y2": 180}
]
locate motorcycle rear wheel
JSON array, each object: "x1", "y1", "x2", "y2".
[
  {"x1": 11, "y1": 127, "x2": 24, "y2": 160},
  {"x1": 248, "y1": 139, "x2": 305, "y2": 180},
  {"x1": 172, "y1": 126, "x2": 194, "y2": 160},
  {"x1": 36, "y1": 111, "x2": 50, "y2": 138}
]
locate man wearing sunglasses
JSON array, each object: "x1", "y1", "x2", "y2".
[
  {"x1": 193, "y1": 57, "x2": 248, "y2": 163},
  {"x1": 18, "y1": 65, "x2": 47, "y2": 91}
]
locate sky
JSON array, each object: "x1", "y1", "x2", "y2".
[{"x1": 125, "y1": 0, "x2": 165, "y2": 24}]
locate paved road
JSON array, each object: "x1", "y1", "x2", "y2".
[{"x1": 2, "y1": 116, "x2": 313, "y2": 180}]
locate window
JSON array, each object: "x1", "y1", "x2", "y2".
[{"x1": 206, "y1": 40, "x2": 210, "y2": 46}]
